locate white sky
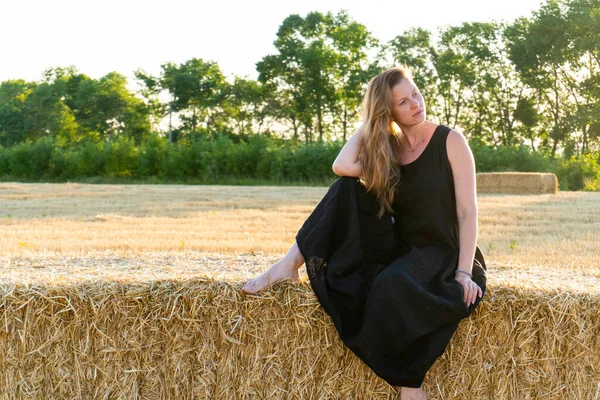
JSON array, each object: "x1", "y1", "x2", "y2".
[{"x1": 1, "y1": 0, "x2": 544, "y2": 89}]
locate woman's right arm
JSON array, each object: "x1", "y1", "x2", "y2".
[{"x1": 332, "y1": 127, "x2": 363, "y2": 177}]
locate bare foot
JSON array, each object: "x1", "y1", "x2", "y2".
[
  {"x1": 399, "y1": 386, "x2": 428, "y2": 400},
  {"x1": 242, "y1": 241, "x2": 304, "y2": 294},
  {"x1": 241, "y1": 260, "x2": 299, "y2": 294}
]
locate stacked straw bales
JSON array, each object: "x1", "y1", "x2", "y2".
[
  {"x1": 476, "y1": 172, "x2": 558, "y2": 194},
  {"x1": 0, "y1": 254, "x2": 598, "y2": 399}
]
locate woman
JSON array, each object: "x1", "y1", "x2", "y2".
[{"x1": 242, "y1": 66, "x2": 487, "y2": 400}]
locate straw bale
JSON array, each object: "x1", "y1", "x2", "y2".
[
  {"x1": 0, "y1": 252, "x2": 598, "y2": 399},
  {"x1": 477, "y1": 173, "x2": 558, "y2": 194}
]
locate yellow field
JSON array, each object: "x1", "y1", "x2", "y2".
[
  {"x1": 0, "y1": 182, "x2": 598, "y2": 399},
  {"x1": 0, "y1": 182, "x2": 598, "y2": 271}
]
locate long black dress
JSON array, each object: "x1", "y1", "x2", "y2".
[{"x1": 295, "y1": 124, "x2": 487, "y2": 388}]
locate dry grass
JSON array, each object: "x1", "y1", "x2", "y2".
[
  {"x1": 0, "y1": 182, "x2": 598, "y2": 269},
  {"x1": 477, "y1": 172, "x2": 558, "y2": 194},
  {"x1": 0, "y1": 182, "x2": 599, "y2": 399}
]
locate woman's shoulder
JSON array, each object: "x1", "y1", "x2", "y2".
[
  {"x1": 431, "y1": 124, "x2": 466, "y2": 146},
  {"x1": 445, "y1": 127, "x2": 468, "y2": 147},
  {"x1": 429, "y1": 125, "x2": 472, "y2": 164},
  {"x1": 444, "y1": 127, "x2": 473, "y2": 166}
]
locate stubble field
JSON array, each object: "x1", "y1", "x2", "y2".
[
  {"x1": 0, "y1": 182, "x2": 599, "y2": 275},
  {"x1": 0, "y1": 181, "x2": 598, "y2": 291}
]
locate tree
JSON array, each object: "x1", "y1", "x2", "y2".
[
  {"x1": 505, "y1": 2, "x2": 575, "y2": 156},
  {"x1": 69, "y1": 71, "x2": 152, "y2": 143},
  {"x1": 0, "y1": 80, "x2": 31, "y2": 146},
  {"x1": 221, "y1": 77, "x2": 268, "y2": 135},
  {"x1": 441, "y1": 22, "x2": 529, "y2": 146},
  {"x1": 325, "y1": 10, "x2": 380, "y2": 141},
  {"x1": 0, "y1": 74, "x2": 80, "y2": 146},
  {"x1": 160, "y1": 58, "x2": 228, "y2": 137},
  {"x1": 134, "y1": 68, "x2": 170, "y2": 134},
  {"x1": 23, "y1": 81, "x2": 79, "y2": 143},
  {"x1": 257, "y1": 11, "x2": 378, "y2": 143},
  {"x1": 566, "y1": 0, "x2": 600, "y2": 154}
]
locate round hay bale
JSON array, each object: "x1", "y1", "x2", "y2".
[{"x1": 476, "y1": 172, "x2": 558, "y2": 194}]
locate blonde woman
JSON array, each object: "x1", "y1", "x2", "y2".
[{"x1": 242, "y1": 66, "x2": 487, "y2": 400}]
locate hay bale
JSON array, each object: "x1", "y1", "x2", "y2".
[
  {"x1": 477, "y1": 172, "x2": 558, "y2": 194},
  {"x1": 0, "y1": 254, "x2": 598, "y2": 399}
]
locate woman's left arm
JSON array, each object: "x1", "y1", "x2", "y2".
[{"x1": 447, "y1": 130, "x2": 483, "y2": 306}]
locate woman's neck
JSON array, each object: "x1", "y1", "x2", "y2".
[{"x1": 398, "y1": 120, "x2": 434, "y2": 147}]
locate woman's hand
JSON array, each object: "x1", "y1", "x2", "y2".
[{"x1": 454, "y1": 273, "x2": 482, "y2": 306}]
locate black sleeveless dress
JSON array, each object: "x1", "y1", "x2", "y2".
[{"x1": 295, "y1": 124, "x2": 487, "y2": 388}]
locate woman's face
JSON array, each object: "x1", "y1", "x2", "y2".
[{"x1": 390, "y1": 78, "x2": 426, "y2": 128}]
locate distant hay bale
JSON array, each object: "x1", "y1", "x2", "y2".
[
  {"x1": 0, "y1": 255, "x2": 598, "y2": 399},
  {"x1": 477, "y1": 172, "x2": 558, "y2": 194}
]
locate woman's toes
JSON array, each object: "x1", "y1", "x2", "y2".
[
  {"x1": 241, "y1": 263, "x2": 298, "y2": 294},
  {"x1": 242, "y1": 280, "x2": 256, "y2": 292}
]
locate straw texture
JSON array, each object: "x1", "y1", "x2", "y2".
[
  {"x1": 0, "y1": 253, "x2": 598, "y2": 399},
  {"x1": 476, "y1": 173, "x2": 558, "y2": 194}
]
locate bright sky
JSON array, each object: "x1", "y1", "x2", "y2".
[{"x1": 1, "y1": 0, "x2": 544, "y2": 88}]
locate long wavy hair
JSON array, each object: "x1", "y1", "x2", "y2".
[{"x1": 359, "y1": 66, "x2": 413, "y2": 218}]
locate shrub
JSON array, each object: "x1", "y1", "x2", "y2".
[
  {"x1": 8, "y1": 137, "x2": 55, "y2": 179},
  {"x1": 257, "y1": 146, "x2": 285, "y2": 181},
  {"x1": 555, "y1": 154, "x2": 600, "y2": 191},
  {"x1": 76, "y1": 141, "x2": 106, "y2": 177},
  {"x1": 49, "y1": 147, "x2": 79, "y2": 180},
  {"x1": 160, "y1": 143, "x2": 189, "y2": 181},
  {"x1": 0, "y1": 132, "x2": 596, "y2": 190},
  {"x1": 104, "y1": 136, "x2": 139, "y2": 178},
  {"x1": 0, "y1": 146, "x2": 10, "y2": 176},
  {"x1": 471, "y1": 143, "x2": 555, "y2": 173},
  {"x1": 138, "y1": 134, "x2": 167, "y2": 177}
]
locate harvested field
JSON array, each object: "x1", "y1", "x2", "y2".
[
  {"x1": 0, "y1": 183, "x2": 599, "y2": 399},
  {"x1": 0, "y1": 183, "x2": 598, "y2": 269}
]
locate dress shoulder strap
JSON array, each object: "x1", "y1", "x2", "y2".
[
  {"x1": 431, "y1": 124, "x2": 454, "y2": 173},
  {"x1": 431, "y1": 124, "x2": 452, "y2": 146}
]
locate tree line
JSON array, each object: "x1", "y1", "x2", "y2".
[{"x1": 0, "y1": 0, "x2": 598, "y2": 187}]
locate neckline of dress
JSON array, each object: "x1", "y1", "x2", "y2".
[{"x1": 399, "y1": 124, "x2": 442, "y2": 168}]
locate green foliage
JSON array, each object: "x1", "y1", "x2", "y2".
[
  {"x1": 7, "y1": 137, "x2": 54, "y2": 179},
  {"x1": 1, "y1": 0, "x2": 600, "y2": 161},
  {"x1": 256, "y1": 10, "x2": 378, "y2": 143},
  {"x1": 291, "y1": 141, "x2": 342, "y2": 181},
  {"x1": 227, "y1": 134, "x2": 268, "y2": 178},
  {"x1": 104, "y1": 136, "x2": 140, "y2": 177},
  {"x1": 49, "y1": 146, "x2": 80, "y2": 179},
  {"x1": 2, "y1": 2, "x2": 600, "y2": 161},
  {"x1": 555, "y1": 153, "x2": 600, "y2": 191},
  {"x1": 0, "y1": 134, "x2": 597, "y2": 190},
  {"x1": 471, "y1": 142, "x2": 556, "y2": 173},
  {"x1": 0, "y1": 80, "x2": 30, "y2": 146},
  {"x1": 159, "y1": 142, "x2": 191, "y2": 181},
  {"x1": 206, "y1": 134, "x2": 233, "y2": 181},
  {"x1": 75, "y1": 141, "x2": 106, "y2": 177},
  {"x1": 471, "y1": 141, "x2": 600, "y2": 191},
  {"x1": 139, "y1": 134, "x2": 167, "y2": 177},
  {"x1": 160, "y1": 58, "x2": 227, "y2": 136},
  {"x1": 0, "y1": 68, "x2": 153, "y2": 148},
  {"x1": 0, "y1": 145, "x2": 9, "y2": 175}
]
